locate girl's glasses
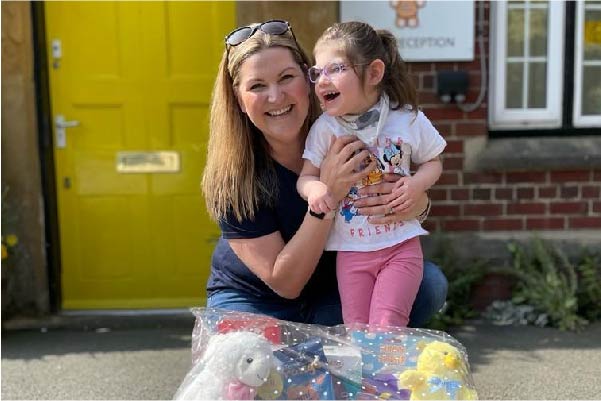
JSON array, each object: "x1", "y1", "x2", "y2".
[
  {"x1": 308, "y1": 62, "x2": 366, "y2": 83},
  {"x1": 225, "y1": 20, "x2": 296, "y2": 47}
]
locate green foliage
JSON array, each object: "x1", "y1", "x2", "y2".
[
  {"x1": 575, "y1": 250, "x2": 601, "y2": 322},
  {"x1": 508, "y1": 237, "x2": 588, "y2": 331},
  {"x1": 425, "y1": 233, "x2": 487, "y2": 331}
]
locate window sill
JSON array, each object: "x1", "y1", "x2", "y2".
[{"x1": 472, "y1": 136, "x2": 601, "y2": 172}]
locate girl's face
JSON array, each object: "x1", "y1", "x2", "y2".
[
  {"x1": 235, "y1": 47, "x2": 310, "y2": 148},
  {"x1": 313, "y1": 42, "x2": 378, "y2": 116}
]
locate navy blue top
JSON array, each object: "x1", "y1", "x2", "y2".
[{"x1": 206, "y1": 161, "x2": 337, "y2": 302}]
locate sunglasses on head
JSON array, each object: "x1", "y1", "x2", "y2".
[{"x1": 225, "y1": 19, "x2": 296, "y2": 47}]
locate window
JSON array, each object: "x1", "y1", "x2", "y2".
[
  {"x1": 490, "y1": 0, "x2": 601, "y2": 131},
  {"x1": 574, "y1": 0, "x2": 601, "y2": 127}
]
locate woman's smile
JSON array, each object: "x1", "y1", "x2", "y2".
[{"x1": 266, "y1": 104, "x2": 293, "y2": 117}]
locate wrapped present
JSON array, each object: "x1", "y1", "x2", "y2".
[
  {"x1": 256, "y1": 337, "x2": 335, "y2": 400},
  {"x1": 174, "y1": 308, "x2": 478, "y2": 401}
]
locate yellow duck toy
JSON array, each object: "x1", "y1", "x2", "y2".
[{"x1": 397, "y1": 341, "x2": 478, "y2": 400}]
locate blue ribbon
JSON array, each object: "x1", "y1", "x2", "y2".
[{"x1": 428, "y1": 377, "x2": 461, "y2": 399}]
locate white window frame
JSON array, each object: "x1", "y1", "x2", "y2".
[
  {"x1": 489, "y1": 1, "x2": 565, "y2": 129},
  {"x1": 573, "y1": 0, "x2": 601, "y2": 127}
]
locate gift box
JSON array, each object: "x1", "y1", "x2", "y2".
[{"x1": 257, "y1": 337, "x2": 335, "y2": 400}]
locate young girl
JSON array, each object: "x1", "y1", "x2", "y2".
[{"x1": 297, "y1": 21, "x2": 446, "y2": 327}]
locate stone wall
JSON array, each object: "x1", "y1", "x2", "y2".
[{"x1": 1, "y1": 1, "x2": 49, "y2": 317}]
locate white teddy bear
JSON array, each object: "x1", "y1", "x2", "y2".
[{"x1": 174, "y1": 331, "x2": 273, "y2": 400}]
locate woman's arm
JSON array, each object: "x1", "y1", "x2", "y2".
[
  {"x1": 297, "y1": 160, "x2": 337, "y2": 214},
  {"x1": 228, "y1": 213, "x2": 333, "y2": 299},
  {"x1": 228, "y1": 136, "x2": 372, "y2": 299}
]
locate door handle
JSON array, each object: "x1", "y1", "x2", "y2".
[{"x1": 55, "y1": 115, "x2": 80, "y2": 148}]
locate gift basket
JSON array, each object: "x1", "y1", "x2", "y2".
[{"x1": 173, "y1": 308, "x2": 478, "y2": 400}]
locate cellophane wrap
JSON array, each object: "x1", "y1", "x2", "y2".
[{"x1": 174, "y1": 307, "x2": 478, "y2": 400}]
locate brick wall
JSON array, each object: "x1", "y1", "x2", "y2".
[{"x1": 409, "y1": 1, "x2": 601, "y2": 234}]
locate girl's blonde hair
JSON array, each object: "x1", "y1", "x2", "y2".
[
  {"x1": 315, "y1": 21, "x2": 418, "y2": 112},
  {"x1": 202, "y1": 29, "x2": 320, "y2": 222}
]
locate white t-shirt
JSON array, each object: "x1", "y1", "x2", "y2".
[{"x1": 303, "y1": 108, "x2": 446, "y2": 252}]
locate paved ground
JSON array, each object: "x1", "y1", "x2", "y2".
[{"x1": 2, "y1": 313, "x2": 600, "y2": 400}]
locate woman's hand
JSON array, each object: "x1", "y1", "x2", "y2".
[
  {"x1": 319, "y1": 135, "x2": 374, "y2": 202},
  {"x1": 353, "y1": 173, "x2": 429, "y2": 224}
]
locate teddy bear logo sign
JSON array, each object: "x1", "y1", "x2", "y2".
[{"x1": 390, "y1": 0, "x2": 426, "y2": 28}]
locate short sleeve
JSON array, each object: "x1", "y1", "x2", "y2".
[
  {"x1": 218, "y1": 206, "x2": 278, "y2": 239},
  {"x1": 411, "y1": 111, "x2": 447, "y2": 165},
  {"x1": 302, "y1": 116, "x2": 333, "y2": 168}
]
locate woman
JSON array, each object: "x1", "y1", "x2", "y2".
[{"x1": 202, "y1": 20, "x2": 447, "y2": 327}]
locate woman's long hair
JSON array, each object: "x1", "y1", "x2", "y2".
[{"x1": 202, "y1": 30, "x2": 320, "y2": 222}]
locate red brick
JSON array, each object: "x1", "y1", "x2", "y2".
[
  {"x1": 461, "y1": 90, "x2": 481, "y2": 104},
  {"x1": 569, "y1": 217, "x2": 601, "y2": 229},
  {"x1": 430, "y1": 204, "x2": 461, "y2": 217},
  {"x1": 442, "y1": 219, "x2": 481, "y2": 231},
  {"x1": 464, "y1": 172, "x2": 503, "y2": 184},
  {"x1": 550, "y1": 170, "x2": 591, "y2": 182},
  {"x1": 461, "y1": 58, "x2": 483, "y2": 72},
  {"x1": 582, "y1": 185, "x2": 600, "y2": 198},
  {"x1": 473, "y1": 188, "x2": 492, "y2": 200},
  {"x1": 550, "y1": 202, "x2": 587, "y2": 214},
  {"x1": 594, "y1": 170, "x2": 601, "y2": 180},
  {"x1": 593, "y1": 201, "x2": 601, "y2": 213},
  {"x1": 526, "y1": 218, "x2": 565, "y2": 230},
  {"x1": 429, "y1": 188, "x2": 448, "y2": 201},
  {"x1": 432, "y1": 122, "x2": 454, "y2": 136},
  {"x1": 410, "y1": 63, "x2": 434, "y2": 73},
  {"x1": 438, "y1": 172, "x2": 460, "y2": 185},
  {"x1": 464, "y1": 204, "x2": 503, "y2": 216},
  {"x1": 434, "y1": 62, "x2": 459, "y2": 71},
  {"x1": 560, "y1": 186, "x2": 579, "y2": 198},
  {"x1": 425, "y1": 107, "x2": 466, "y2": 121},
  {"x1": 444, "y1": 139, "x2": 464, "y2": 154},
  {"x1": 538, "y1": 186, "x2": 557, "y2": 198},
  {"x1": 495, "y1": 188, "x2": 514, "y2": 200},
  {"x1": 418, "y1": 92, "x2": 440, "y2": 105},
  {"x1": 483, "y1": 218, "x2": 523, "y2": 230},
  {"x1": 507, "y1": 203, "x2": 546, "y2": 214},
  {"x1": 420, "y1": 74, "x2": 435, "y2": 91},
  {"x1": 467, "y1": 71, "x2": 483, "y2": 85},
  {"x1": 517, "y1": 188, "x2": 535, "y2": 199},
  {"x1": 463, "y1": 107, "x2": 488, "y2": 119},
  {"x1": 411, "y1": 75, "x2": 420, "y2": 89},
  {"x1": 455, "y1": 121, "x2": 487, "y2": 136},
  {"x1": 506, "y1": 172, "x2": 547, "y2": 183},
  {"x1": 443, "y1": 156, "x2": 464, "y2": 170},
  {"x1": 451, "y1": 189, "x2": 470, "y2": 200}
]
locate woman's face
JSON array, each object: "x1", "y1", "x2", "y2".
[{"x1": 235, "y1": 47, "x2": 310, "y2": 147}]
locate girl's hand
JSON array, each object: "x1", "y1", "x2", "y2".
[
  {"x1": 307, "y1": 184, "x2": 337, "y2": 214},
  {"x1": 319, "y1": 135, "x2": 375, "y2": 202},
  {"x1": 390, "y1": 175, "x2": 422, "y2": 213},
  {"x1": 354, "y1": 173, "x2": 429, "y2": 224}
]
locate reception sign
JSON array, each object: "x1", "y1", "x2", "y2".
[{"x1": 340, "y1": 0, "x2": 474, "y2": 61}]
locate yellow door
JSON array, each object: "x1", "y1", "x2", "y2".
[{"x1": 45, "y1": 2, "x2": 234, "y2": 309}]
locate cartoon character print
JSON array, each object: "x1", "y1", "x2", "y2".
[
  {"x1": 381, "y1": 137, "x2": 412, "y2": 176},
  {"x1": 340, "y1": 193, "x2": 360, "y2": 223},
  {"x1": 382, "y1": 138, "x2": 403, "y2": 173},
  {"x1": 360, "y1": 151, "x2": 385, "y2": 187},
  {"x1": 390, "y1": 0, "x2": 426, "y2": 28}
]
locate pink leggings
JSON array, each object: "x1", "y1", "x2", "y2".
[{"x1": 336, "y1": 237, "x2": 423, "y2": 327}]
